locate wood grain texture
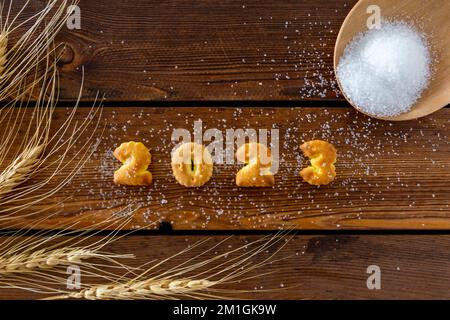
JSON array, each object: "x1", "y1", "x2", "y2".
[
  {"x1": 3, "y1": 234, "x2": 450, "y2": 299},
  {"x1": 3, "y1": 106, "x2": 449, "y2": 230},
  {"x1": 8, "y1": 0, "x2": 355, "y2": 101}
]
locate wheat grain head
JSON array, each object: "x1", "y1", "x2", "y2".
[
  {"x1": 65, "y1": 279, "x2": 216, "y2": 300},
  {"x1": 0, "y1": 144, "x2": 43, "y2": 199},
  {"x1": 0, "y1": 247, "x2": 107, "y2": 274}
]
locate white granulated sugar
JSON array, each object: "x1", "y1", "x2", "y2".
[{"x1": 336, "y1": 20, "x2": 431, "y2": 117}]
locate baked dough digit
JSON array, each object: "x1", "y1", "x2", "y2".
[
  {"x1": 235, "y1": 142, "x2": 275, "y2": 187},
  {"x1": 113, "y1": 141, "x2": 153, "y2": 186},
  {"x1": 300, "y1": 140, "x2": 337, "y2": 186},
  {"x1": 171, "y1": 142, "x2": 213, "y2": 187}
]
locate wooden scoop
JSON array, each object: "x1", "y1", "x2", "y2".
[{"x1": 334, "y1": 0, "x2": 450, "y2": 121}]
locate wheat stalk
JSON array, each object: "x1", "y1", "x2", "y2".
[
  {"x1": 0, "y1": 31, "x2": 7, "y2": 76},
  {"x1": 0, "y1": 0, "x2": 79, "y2": 101}
]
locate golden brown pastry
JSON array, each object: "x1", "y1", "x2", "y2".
[
  {"x1": 171, "y1": 142, "x2": 213, "y2": 187},
  {"x1": 113, "y1": 141, "x2": 152, "y2": 186},
  {"x1": 235, "y1": 142, "x2": 275, "y2": 187},
  {"x1": 300, "y1": 140, "x2": 337, "y2": 186}
]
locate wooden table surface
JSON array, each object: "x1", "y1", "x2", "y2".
[{"x1": 2, "y1": 0, "x2": 449, "y2": 299}]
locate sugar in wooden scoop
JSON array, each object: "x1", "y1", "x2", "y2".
[{"x1": 336, "y1": 21, "x2": 431, "y2": 117}]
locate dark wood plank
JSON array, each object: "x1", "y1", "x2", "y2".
[
  {"x1": 2, "y1": 234, "x2": 450, "y2": 299},
  {"x1": 3, "y1": 106, "x2": 449, "y2": 230},
  {"x1": 8, "y1": 0, "x2": 355, "y2": 101}
]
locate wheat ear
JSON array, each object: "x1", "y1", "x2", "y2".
[
  {"x1": 66, "y1": 279, "x2": 217, "y2": 300},
  {"x1": 0, "y1": 145, "x2": 43, "y2": 200},
  {"x1": 0, "y1": 247, "x2": 123, "y2": 275}
]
